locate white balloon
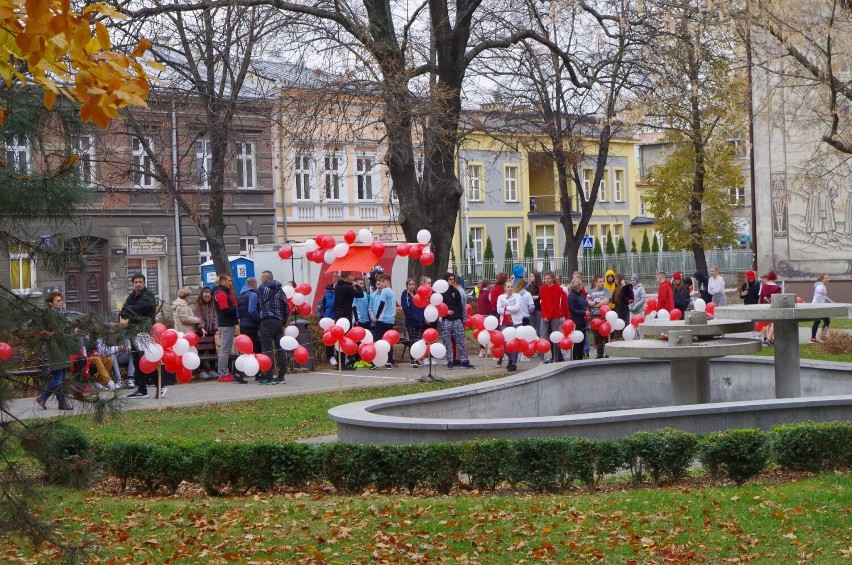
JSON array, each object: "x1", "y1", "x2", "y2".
[
  {"x1": 182, "y1": 351, "x2": 201, "y2": 370},
  {"x1": 292, "y1": 292, "x2": 306, "y2": 306},
  {"x1": 432, "y1": 279, "x2": 449, "y2": 294},
  {"x1": 549, "y1": 331, "x2": 564, "y2": 343},
  {"x1": 188, "y1": 346, "x2": 198, "y2": 355},
  {"x1": 605, "y1": 311, "x2": 619, "y2": 324},
  {"x1": 410, "y1": 339, "x2": 428, "y2": 360},
  {"x1": 335, "y1": 318, "x2": 351, "y2": 332},
  {"x1": 280, "y1": 335, "x2": 299, "y2": 351},
  {"x1": 234, "y1": 354, "x2": 247, "y2": 372},
  {"x1": 304, "y1": 240, "x2": 318, "y2": 253},
  {"x1": 283, "y1": 285, "x2": 295, "y2": 299},
  {"x1": 172, "y1": 338, "x2": 190, "y2": 356},
  {"x1": 477, "y1": 331, "x2": 492, "y2": 346},
  {"x1": 613, "y1": 319, "x2": 626, "y2": 331},
  {"x1": 484, "y1": 315, "x2": 499, "y2": 331},
  {"x1": 429, "y1": 292, "x2": 443, "y2": 306},
  {"x1": 144, "y1": 343, "x2": 164, "y2": 362},
  {"x1": 177, "y1": 332, "x2": 184, "y2": 339},
  {"x1": 361, "y1": 330, "x2": 374, "y2": 344},
  {"x1": 521, "y1": 326, "x2": 538, "y2": 341},
  {"x1": 647, "y1": 310, "x2": 658, "y2": 321},
  {"x1": 424, "y1": 305, "x2": 439, "y2": 322},
  {"x1": 242, "y1": 355, "x2": 260, "y2": 377},
  {"x1": 319, "y1": 317, "x2": 335, "y2": 330},
  {"x1": 429, "y1": 342, "x2": 447, "y2": 358},
  {"x1": 323, "y1": 250, "x2": 337, "y2": 264},
  {"x1": 285, "y1": 325, "x2": 299, "y2": 338},
  {"x1": 417, "y1": 229, "x2": 432, "y2": 244},
  {"x1": 657, "y1": 309, "x2": 671, "y2": 321},
  {"x1": 291, "y1": 246, "x2": 306, "y2": 259},
  {"x1": 502, "y1": 326, "x2": 517, "y2": 341},
  {"x1": 622, "y1": 325, "x2": 637, "y2": 341},
  {"x1": 569, "y1": 330, "x2": 585, "y2": 343},
  {"x1": 358, "y1": 228, "x2": 374, "y2": 245},
  {"x1": 374, "y1": 351, "x2": 388, "y2": 367},
  {"x1": 694, "y1": 298, "x2": 707, "y2": 312},
  {"x1": 374, "y1": 339, "x2": 391, "y2": 353},
  {"x1": 334, "y1": 242, "x2": 350, "y2": 257}
]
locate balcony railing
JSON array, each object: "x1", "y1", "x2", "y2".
[{"x1": 529, "y1": 194, "x2": 577, "y2": 215}]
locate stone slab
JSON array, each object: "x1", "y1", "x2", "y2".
[
  {"x1": 605, "y1": 338, "x2": 762, "y2": 359},
  {"x1": 714, "y1": 303, "x2": 850, "y2": 321},
  {"x1": 640, "y1": 319, "x2": 755, "y2": 337}
]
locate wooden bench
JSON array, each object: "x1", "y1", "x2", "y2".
[
  {"x1": 195, "y1": 335, "x2": 238, "y2": 376},
  {"x1": 1, "y1": 348, "x2": 43, "y2": 395}
]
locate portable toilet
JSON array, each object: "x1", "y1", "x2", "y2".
[{"x1": 201, "y1": 256, "x2": 255, "y2": 293}]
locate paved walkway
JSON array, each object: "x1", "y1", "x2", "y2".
[{"x1": 5, "y1": 326, "x2": 836, "y2": 422}]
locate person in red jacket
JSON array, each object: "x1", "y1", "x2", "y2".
[
  {"x1": 540, "y1": 272, "x2": 568, "y2": 363},
  {"x1": 489, "y1": 272, "x2": 509, "y2": 314},
  {"x1": 656, "y1": 271, "x2": 674, "y2": 312}
]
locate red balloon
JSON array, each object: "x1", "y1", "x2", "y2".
[
  {"x1": 348, "y1": 326, "x2": 367, "y2": 342},
  {"x1": 599, "y1": 305, "x2": 611, "y2": 317},
  {"x1": 152, "y1": 323, "x2": 168, "y2": 339},
  {"x1": 162, "y1": 349, "x2": 179, "y2": 372},
  {"x1": 397, "y1": 242, "x2": 410, "y2": 257},
  {"x1": 436, "y1": 303, "x2": 449, "y2": 317},
  {"x1": 422, "y1": 328, "x2": 439, "y2": 343},
  {"x1": 647, "y1": 298, "x2": 658, "y2": 311},
  {"x1": 469, "y1": 314, "x2": 485, "y2": 330},
  {"x1": 558, "y1": 337, "x2": 573, "y2": 351},
  {"x1": 322, "y1": 235, "x2": 336, "y2": 250},
  {"x1": 184, "y1": 332, "x2": 199, "y2": 347},
  {"x1": 504, "y1": 339, "x2": 519, "y2": 354},
  {"x1": 525, "y1": 342, "x2": 538, "y2": 358},
  {"x1": 358, "y1": 343, "x2": 377, "y2": 362},
  {"x1": 256, "y1": 353, "x2": 272, "y2": 372},
  {"x1": 314, "y1": 234, "x2": 325, "y2": 245},
  {"x1": 489, "y1": 330, "x2": 505, "y2": 347},
  {"x1": 160, "y1": 329, "x2": 178, "y2": 348},
  {"x1": 419, "y1": 252, "x2": 435, "y2": 266},
  {"x1": 383, "y1": 329, "x2": 400, "y2": 346},
  {"x1": 473, "y1": 328, "x2": 482, "y2": 340},
  {"x1": 705, "y1": 302, "x2": 716, "y2": 316},
  {"x1": 417, "y1": 284, "x2": 432, "y2": 298},
  {"x1": 590, "y1": 318, "x2": 603, "y2": 331},
  {"x1": 370, "y1": 242, "x2": 385, "y2": 256},
  {"x1": 598, "y1": 322, "x2": 612, "y2": 337},
  {"x1": 138, "y1": 357, "x2": 158, "y2": 373},
  {"x1": 0, "y1": 342, "x2": 12, "y2": 360},
  {"x1": 293, "y1": 345, "x2": 309, "y2": 364},
  {"x1": 278, "y1": 246, "x2": 293, "y2": 260},
  {"x1": 340, "y1": 337, "x2": 358, "y2": 356},
  {"x1": 330, "y1": 325, "x2": 345, "y2": 340},
  {"x1": 561, "y1": 320, "x2": 575, "y2": 335},
  {"x1": 344, "y1": 230, "x2": 357, "y2": 244},
  {"x1": 536, "y1": 338, "x2": 551, "y2": 354},
  {"x1": 466, "y1": 304, "x2": 473, "y2": 316},
  {"x1": 412, "y1": 294, "x2": 429, "y2": 308},
  {"x1": 669, "y1": 308, "x2": 682, "y2": 321},
  {"x1": 297, "y1": 303, "x2": 311, "y2": 316},
  {"x1": 645, "y1": 304, "x2": 654, "y2": 316},
  {"x1": 409, "y1": 244, "x2": 423, "y2": 260},
  {"x1": 235, "y1": 334, "x2": 254, "y2": 354},
  {"x1": 176, "y1": 366, "x2": 193, "y2": 384},
  {"x1": 630, "y1": 314, "x2": 644, "y2": 328},
  {"x1": 491, "y1": 345, "x2": 505, "y2": 359},
  {"x1": 795, "y1": 296, "x2": 804, "y2": 304},
  {"x1": 295, "y1": 283, "x2": 310, "y2": 295}
]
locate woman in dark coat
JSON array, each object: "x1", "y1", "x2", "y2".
[{"x1": 567, "y1": 279, "x2": 590, "y2": 361}]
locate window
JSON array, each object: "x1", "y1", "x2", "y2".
[
  {"x1": 196, "y1": 140, "x2": 213, "y2": 188},
  {"x1": 470, "y1": 227, "x2": 484, "y2": 263},
  {"x1": 535, "y1": 225, "x2": 555, "y2": 257},
  {"x1": 639, "y1": 196, "x2": 647, "y2": 216},
  {"x1": 10, "y1": 245, "x2": 35, "y2": 293},
  {"x1": 506, "y1": 226, "x2": 520, "y2": 259},
  {"x1": 356, "y1": 155, "x2": 374, "y2": 200},
  {"x1": 504, "y1": 165, "x2": 518, "y2": 201},
  {"x1": 598, "y1": 171, "x2": 608, "y2": 202},
  {"x1": 199, "y1": 240, "x2": 211, "y2": 264},
  {"x1": 127, "y1": 258, "x2": 160, "y2": 296},
  {"x1": 239, "y1": 237, "x2": 256, "y2": 257},
  {"x1": 76, "y1": 135, "x2": 96, "y2": 187},
  {"x1": 236, "y1": 142, "x2": 255, "y2": 189},
  {"x1": 131, "y1": 136, "x2": 154, "y2": 188},
  {"x1": 294, "y1": 151, "x2": 312, "y2": 200},
  {"x1": 727, "y1": 139, "x2": 747, "y2": 158},
  {"x1": 600, "y1": 225, "x2": 609, "y2": 250},
  {"x1": 614, "y1": 224, "x2": 623, "y2": 247},
  {"x1": 730, "y1": 185, "x2": 746, "y2": 206},
  {"x1": 5, "y1": 136, "x2": 30, "y2": 173},
  {"x1": 467, "y1": 163, "x2": 483, "y2": 202},
  {"x1": 581, "y1": 169, "x2": 593, "y2": 200},
  {"x1": 323, "y1": 152, "x2": 342, "y2": 201},
  {"x1": 614, "y1": 170, "x2": 624, "y2": 202}
]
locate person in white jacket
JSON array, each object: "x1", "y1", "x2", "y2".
[
  {"x1": 496, "y1": 281, "x2": 522, "y2": 372},
  {"x1": 707, "y1": 266, "x2": 727, "y2": 306},
  {"x1": 810, "y1": 274, "x2": 833, "y2": 343},
  {"x1": 514, "y1": 278, "x2": 537, "y2": 362}
]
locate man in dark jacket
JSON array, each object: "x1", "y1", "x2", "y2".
[
  {"x1": 257, "y1": 270, "x2": 289, "y2": 384},
  {"x1": 332, "y1": 271, "x2": 364, "y2": 369},
  {"x1": 440, "y1": 272, "x2": 475, "y2": 370},
  {"x1": 213, "y1": 273, "x2": 239, "y2": 382},
  {"x1": 122, "y1": 273, "x2": 157, "y2": 398},
  {"x1": 236, "y1": 277, "x2": 260, "y2": 382}
]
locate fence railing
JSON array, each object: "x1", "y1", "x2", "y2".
[{"x1": 453, "y1": 249, "x2": 755, "y2": 290}]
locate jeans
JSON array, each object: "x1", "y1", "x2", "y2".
[
  {"x1": 218, "y1": 326, "x2": 235, "y2": 375},
  {"x1": 38, "y1": 368, "x2": 68, "y2": 407},
  {"x1": 540, "y1": 318, "x2": 565, "y2": 362},
  {"x1": 259, "y1": 318, "x2": 286, "y2": 379}
]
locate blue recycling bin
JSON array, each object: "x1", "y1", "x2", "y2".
[{"x1": 201, "y1": 256, "x2": 255, "y2": 293}]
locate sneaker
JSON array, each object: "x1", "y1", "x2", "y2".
[
  {"x1": 460, "y1": 361, "x2": 475, "y2": 369},
  {"x1": 217, "y1": 374, "x2": 234, "y2": 382},
  {"x1": 497, "y1": 358, "x2": 503, "y2": 366},
  {"x1": 385, "y1": 363, "x2": 393, "y2": 370},
  {"x1": 543, "y1": 358, "x2": 553, "y2": 364},
  {"x1": 36, "y1": 397, "x2": 46, "y2": 410},
  {"x1": 810, "y1": 338, "x2": 823, "y2": 344},
  {"x1": 507, "y1": 364, "x2": 518, "y2": 372},
  {"x1": 369, "y1": 363, "x2": 378, "y2": 370},
  {"x1": 234, "y1": 375, "x2": 248, "y2": 384},
  {"x1": 446, "y1": 362, "x2": 454, "y2": 370},
  {"x1": 126, "y1": 379, "x2": 136, "y2": 388},
  {"x1": 410, "y1": 361, "x2": 421, "y2": 368},
  {"x1": 453, "y1": 359, "x2": 461, "y2": 366},
  {"x1": 127, "y1": 391, "x2": 148, "y2": 398},
  {"x1": 478, "y1": 349, "x2": 486, "y2": 358},
  {"x1": 342, "y1": 364, "x2": 356, "y2": 371},
  {"x1": 94, "y1": 382, "x2": 108, "y2": 391},
  {"x1": 199, "y1": 370, "x2": 210, "y2": 380},
  {"x1": 329, "y1": 357, "x2": 339, "y2": 367},
  {"x1": 155, "y1": 387, "x2": 167, "y2": 399},
  {"x1": 258, "y1": 378, "x2": 274, "y2": 385},
  {"x1": 107, "y1": 381, "x2": 117, "y2": 391},
  {"x1": 274, "y1": 376, "x2": 286, "y2": 384}
]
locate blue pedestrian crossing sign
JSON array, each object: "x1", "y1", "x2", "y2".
[{"x1": 582, "y1": 236, "x2": 594, "y2": 250}]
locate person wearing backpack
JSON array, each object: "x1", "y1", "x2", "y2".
[{"x1": 257, "y1": 270, "x2": 289, "y2": 384}]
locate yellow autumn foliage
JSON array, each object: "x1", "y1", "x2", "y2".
[{"x1": 0, "y1": 0, "x2": 151, "y2": 128}]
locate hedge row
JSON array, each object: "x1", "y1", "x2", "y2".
[{"x1": 25, "y1": 422, "x2": 852, "y2": 495}]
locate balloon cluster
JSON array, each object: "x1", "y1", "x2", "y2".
[
  {"x1": 409, "y1": 326, "x2": 446, "y2": 361},
  {"x1": 641, "y1": 297, "x2": 717, "y2": 336},
  {"x1": 396, "y1": 229, "x2": 434, "y2": 267},
  {"x1": 589, "y1": 305, "x2": 627, "y2": 340},
  {"x1": 137, "y1": 323, "x2": 202, "y2": 384},
  {"x1": 318, "y1": 317, "x2": 397, "y2": 367},
  {"x1": 284, "y1": 283, "x2": 313, "y2": 317},
  {"x1": 278, "y1": 229, "x2": 383, "y2": 265},
  {"x1": 470, "y1": 315, "x2": 548, "y2": 360},
  {"x1": 547, "y1": 319, "x2": 585, "y2": 350},
  {"x1": 411, "y1": 279, "x2": 451, "y2": 323}
]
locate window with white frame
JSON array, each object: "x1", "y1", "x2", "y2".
[
  {"x1": 614, "y1": 224, "x2": 623, "y2": 247},
  {"x1": 196, "y1": 139, "x2": 212, "y2": 188},
  {"x1": 614, "y1": 170, "x2": 624, "y2": 201},
  {"x1": 131, "y1": 136, "x2": 154, "y2": 188},
  {"x1": 236, "y1": 142, "x2": 255, "y2": 189},
  {"x1": 535, "y1": 225, "x2": 555, "y2": 257},
  {"x1": 294, "y1": 151, "x2": 312, "y2": 200},
  {"x1": 5, "y1": 135, "x2": 30, "y2": 173},
  {"x1": 199, "y1": 240, "x2": 211, "y2": 264},
  {"x1": 598, "y1": 171, "x2": 608, "y2": 202},
  {"x1": 730, "y1": 185, "x2": 746, "y2": 206},
  {"x1": 9, "y1": 245, "x2": 35, "y2": 293},
  {"x1": 581, "y1": 169, "x2": 593, "y2": 200},
  {"x1": 506, "y1": 226, "x2": 520, "y2": 259},
  {"x1": 600, "y1": 226, "x2": 609, "y2": 250},
  {"x1": 239, "y1": 237, "x2": 256, "y2": 257},
  {"x1": 467, "y1": 164, "x2": 483, "y2": 202},
  {"x1": 639, "y1": 196, "x2": 647, "y2": 216},
  {"x1": 470, "y1": 227, "x2": 484, "y2": 263},
  {"x1": 76, "y1": 135, "x2": 96, "y2": 187},
  {"x1": 356, "y1": 155, "x2": 375, "y2": 200},
  {"x1": 504, "y1": 165, "x2": 518, "y2": 201},
  {"x1": 323, "y1": 152, "x2": 342, "y2": 201}
]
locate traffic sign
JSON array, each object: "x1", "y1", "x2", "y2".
[{"x1": 582, "y1": 236, "x2": 594, "y2": 250}]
